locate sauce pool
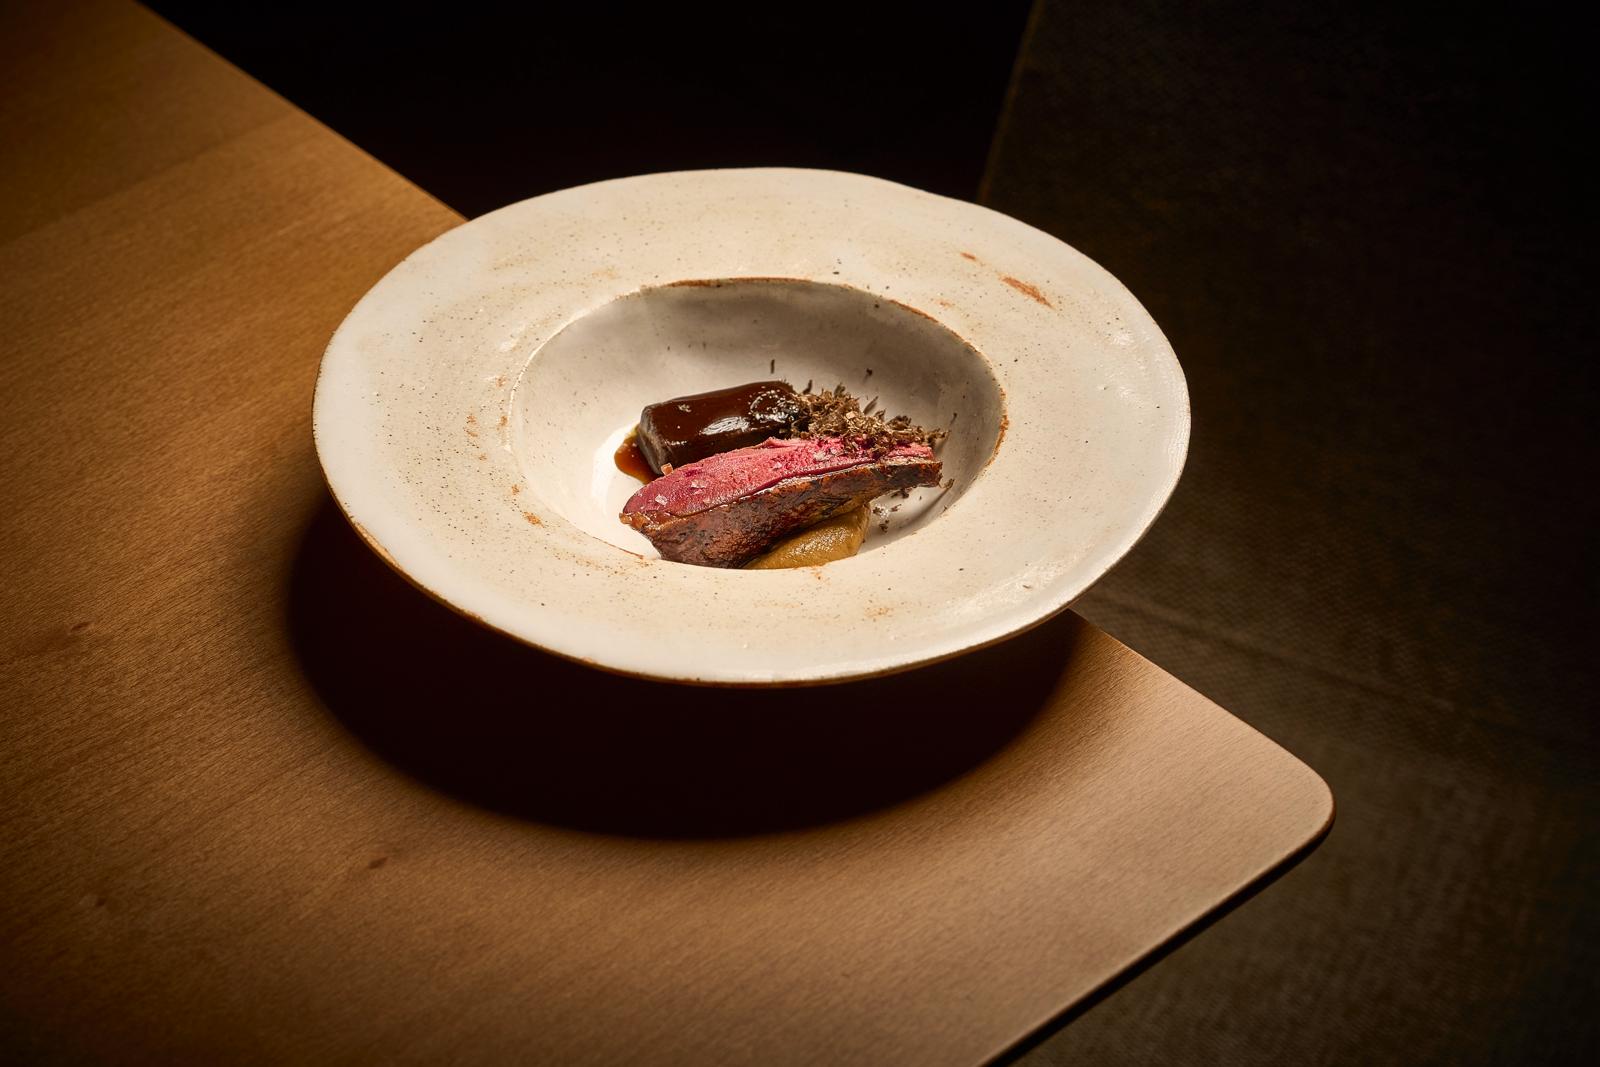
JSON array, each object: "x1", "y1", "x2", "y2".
[{"x1": 613, "y1": 429, "x2": 654, "y2": 483}]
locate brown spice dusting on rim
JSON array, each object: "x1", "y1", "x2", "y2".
[
  {"x1": 885, "y1": 298, "x2": 939, "y2": 325},
  {"x1": 522, "y1": 512, "x2": 542, "y2": 526},
  {"x1": 960, "y1": 251, "x2": 979, "y2": 261},
  {"x1": 510, "y1": 484, "x2": 520, "y2": 495},
  {"x1": 1001, "y1": 275, "x2": 1054, "y2": 308},
  {"x1": 665, "y1": 275, "x2": 812, "y2": 289},
  {"x1": 988, "y1": 410, "x2": 1010, "y2": 465}
]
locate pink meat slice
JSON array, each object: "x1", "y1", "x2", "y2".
[
  {"x1": 618, "y1": 435, "x2": 943, "y2": 567},
  {"x1": 622, "y1": 436, "x2": 934, "y2": 520}
]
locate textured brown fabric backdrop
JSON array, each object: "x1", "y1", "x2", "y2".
[{"x1": 984, "y1": 3, "x2": 1596, "y2": 1063}]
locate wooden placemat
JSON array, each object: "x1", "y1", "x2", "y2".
[{"x1": 0, "y1": 4, "x2": 1331, "y2": 1063}]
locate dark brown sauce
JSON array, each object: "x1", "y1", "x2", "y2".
[{"x1": 614, "y1": 429, "x2": 654, "y2": 483}]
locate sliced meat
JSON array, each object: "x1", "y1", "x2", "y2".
[{"x1": 621, "y1": 436, "x2": 941, "y2": 567}]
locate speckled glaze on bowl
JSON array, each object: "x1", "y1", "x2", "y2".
[{"x1": 314, "y1": 168, "x2": 1188, "y2": 685}]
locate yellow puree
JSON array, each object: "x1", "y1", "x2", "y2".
[{"x1": 744, "y1": 506, "x2": 871, "y2": 569}]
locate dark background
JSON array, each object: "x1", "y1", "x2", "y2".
[
  {"x1": 148, "y1": 2, "x2": 1034, "y2": 215},
  {"x1": 149, "y1": 2, "x2": 1596, "y2": 1063}
]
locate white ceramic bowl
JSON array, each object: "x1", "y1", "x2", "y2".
[{"x1": 314, "y1": 168, "x2": 1188, "y2": 684}]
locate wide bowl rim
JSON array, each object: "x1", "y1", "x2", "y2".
[{"x1": 313, "y1": 166, "x2": 1190, "y2": 686}]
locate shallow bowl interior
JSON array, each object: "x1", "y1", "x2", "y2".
[{"x1": 513, "y1": 278, "x2": 1005, "y2": 556}]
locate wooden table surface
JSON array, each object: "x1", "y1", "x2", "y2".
[{"x1": 0, "y1": 3, "x2": 1333, "y2": 1063}]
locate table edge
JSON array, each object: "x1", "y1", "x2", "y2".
[{"x1": 987, "y1": 776, "x2": 1335, "y2": 1064}]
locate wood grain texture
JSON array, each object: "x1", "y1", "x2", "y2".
[{"x1": 0, "y1": 3, "x2": 1332, "y2": 1063}]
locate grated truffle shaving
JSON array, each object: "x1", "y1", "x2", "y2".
[{"x1": 788, "y1": 382, "x2": 947, "y2": 454}]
